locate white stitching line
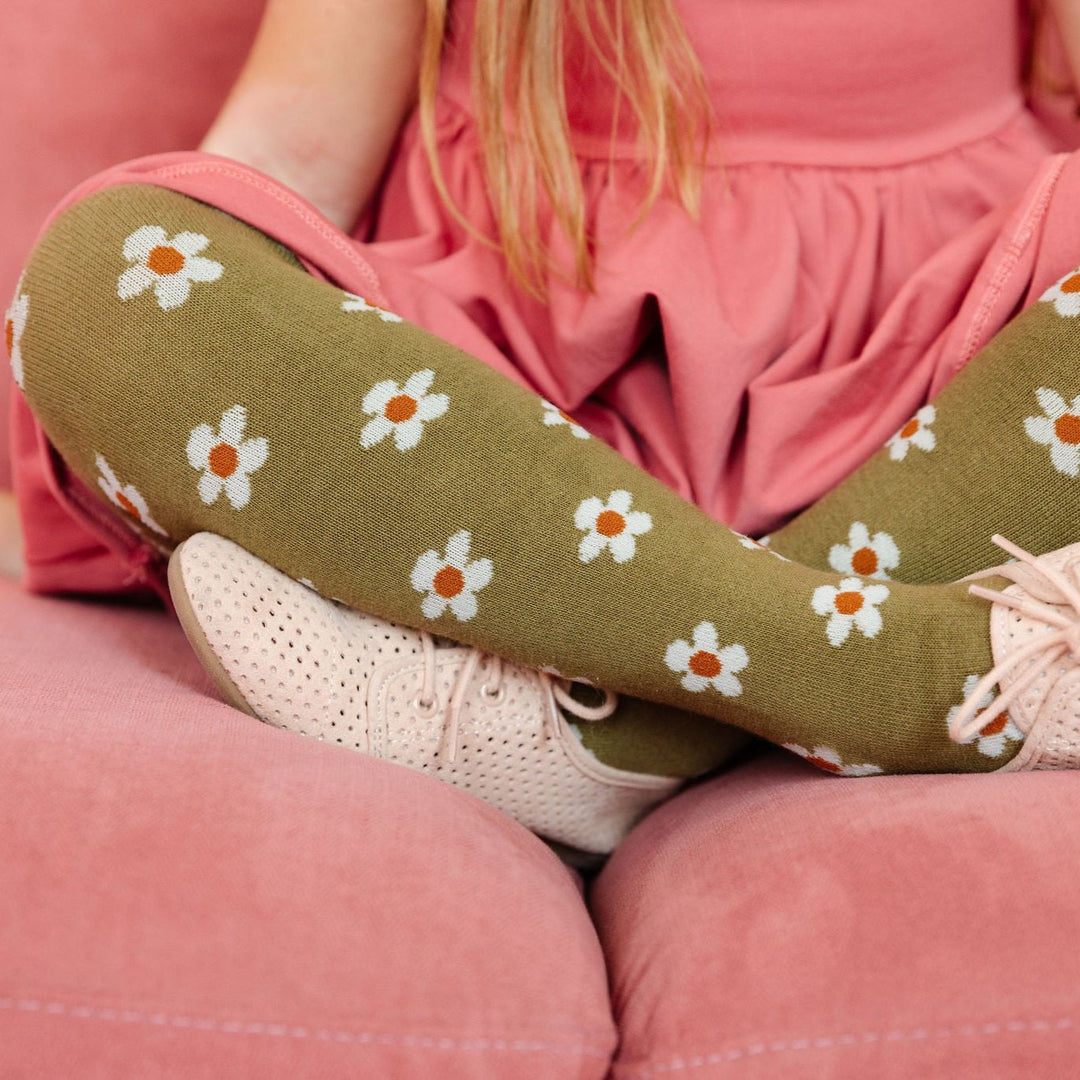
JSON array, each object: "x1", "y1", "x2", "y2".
[
  {"x1": 0, "y1": 997, "x2": 612, "y2": 1056},
  {"x1": 624, "y1": 1018, "x2": 1077, "y2": 1076}
]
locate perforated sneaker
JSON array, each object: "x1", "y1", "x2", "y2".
[
  {"x1": 168, "y1": 532, "x2": 680, "y2": 853},
  {"x1": 951, "y1": 536, "x2": 1080, "y2": 770}
]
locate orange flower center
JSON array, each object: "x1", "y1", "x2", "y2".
[
  {"x1": 4, "y1": 317, "x2": 13, "y2": 358},
  {"x1": 208, "y1": 442, "x2": 239, "y2": 478},
  {"x1": 806, "y1": 755, "x2": 843, "y2": 773},
  {"x1": 146, "y1": 245, "x2": 186, "y2": 276},
  {"x1": 900, "y1": 418, "x2": 920, "y2": 440},
  {"x1": 688, "y1": 650, "x2": 722, "y2": 678},
  {"x1": 559, "y1": 410, "x2": 576, "y2": 424},
  {"x1": 834, "y1": 591, "x2": 864, "y2": 615},
  {"x1": 1054, "y1": 413, "x2": 1080, "y2": 445},
  {"x1": 1060, "y1": 273, "x2": 1080, "y2": 294},
  {"x1": 385, "y1": 394, "x2": 419, "y2": 423},
  {"x1": 433, "y1": 565, "x2": 465, "y2": 598},
  {"x1": 596, "y1": 510, "x2": 626, "y2": 537},
  {"x1": 851, "y1": 546, "x2": 879, "y2": 576},
  {"x1": 979, "y1": 713, "x2": 1007, "y2": 737},
  {"x1": 114, "y1": 490, "x2": 141, "y2": 520}
]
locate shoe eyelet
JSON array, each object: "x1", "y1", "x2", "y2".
[
  {"x1": 479, "y1": 683, "x2": 506, "y2": 704},
  {"x1": 412, "y1": 695, "x2": 441, "y2": 718}
]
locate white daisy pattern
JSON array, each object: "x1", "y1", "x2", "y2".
[
  {"x1": 186, "y1": 405, "x2": 268, "y2": 509},
  {"x1": 885, "y1": 405, "x2": 936, "y2": 461},
  {"x1": 1024, "y1": 387, "x2": 1080, "y2": 478},
  {"x1": 782, "y1": 744, "x2": 883, "y2": 776},
  {"x1": 811, "y1": 577, "x2": 890, "y2": 646},
  {"x1": 1040, "y1": 267, "x2": 1080, "y2": 318},
  {"x1": 5, "y1": 285, "x2": 28, "y2": 389},
  {"x1": 664, "y1": 622, "x2": 748, "y2": 696},
  {"x1": 828, "y1": 522, "x2": 900, "y2": 580},
  {"x1": 117, "y1": 226, "x2": 223, "y2": 311},
  {"x1": 411, "y1": 530, "x2": 492, "y2": 622},
  {"x1": 95, "y1": 453, "x2": 167, "y2": 536},
  {"x1": 541, "y1": 399, "x2": 590, "y2": 439},
  {"x1": 946, "y1": 674, "x2": 1024, "y2": 759},
  {"x1": 732, "y1": 530, "x2": 791, "y2": 561},
  {"x1": 341, "y1": 291, "x2": 403, "y2": 323},
  {"x1": 734, "y1": 530, "x2": 766, "y2": 552},
  {"x1": 575, "y1": 490, "x2": 653, "y2": 564},
  {"x1": 360, "y1": 369, "x2": 449, "y2": 452}
]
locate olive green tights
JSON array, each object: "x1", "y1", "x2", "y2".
[{"x1": 15, "y1": 184, "x2": 1080, "y2": 777}]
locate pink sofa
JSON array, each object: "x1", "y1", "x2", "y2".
[{"x1": 4, "y1": 3, "x2": 1080, "y2": 1076}]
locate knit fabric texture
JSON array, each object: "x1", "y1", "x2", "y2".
[{"x1": 18, "y1": 182, "x2": 1072, "y2": 777}]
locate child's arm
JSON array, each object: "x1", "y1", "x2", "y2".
[
  {"x1": 1047, "y1": 0, "x2": 1080, "y2": 95},
  {"x1": 0, "y1": 492, "x2": 23, "y2": 580},
  {"x1": 201, "y1": 0, "x2": 426, "y2": 232}
]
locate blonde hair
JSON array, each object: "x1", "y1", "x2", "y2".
[{"x1": 418, "y1": 0, "x2": 712, "y2": 297}]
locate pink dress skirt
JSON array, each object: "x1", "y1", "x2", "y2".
[{"x1": 11, "y1": 0, "x2": 1080, "y2": 594}]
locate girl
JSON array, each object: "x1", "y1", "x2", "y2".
[{"x1": 9, "y1": 0, "x2": 1080, "y2": 854}]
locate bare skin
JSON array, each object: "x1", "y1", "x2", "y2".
[
  {"x1": 0, "y1": 491, "x2": 23, "y2": 580},
  {"x1": 200, "y1": 0, "x2": 426, "y2": 232},
  {"x1": 1050, "y1": 0, "x2": 1080, "y2": 92}
]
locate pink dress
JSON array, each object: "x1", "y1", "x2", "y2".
[
  {"x1": 368, "y1": 0, "x2": 1066, "y2": 535},
  {"x1": 11, "y1": 0, "x2": 1080, "y2": 592}
]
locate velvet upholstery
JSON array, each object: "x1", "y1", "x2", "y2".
[
  {"x1": 0, "y1": 576, "x2": 615, "y2": 1078},
  {"x1": 594, "y1": 758, "x2": 1080, "y2": 1079}
]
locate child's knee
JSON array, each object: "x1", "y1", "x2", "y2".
[
  {"x1": 11, "y1": 184, "x2": 281, "y2": 541},
  {"x1": 17, "y1": 185, "x2": 232, "y2": 404},
  {"x1": 15, "y1": 183, "x2": 301, "y2": 448}
]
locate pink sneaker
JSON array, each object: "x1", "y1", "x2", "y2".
[
  {"x1": 168, "y1": 532, "x2": 680, "y2": 854},
  {"x1": 951, "y1": 536, "x2": 1080, "y2": 770}
]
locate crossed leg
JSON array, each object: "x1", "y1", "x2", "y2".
[{"x1": 13, "y1": 182, "x2": 1080, "y2": 781}]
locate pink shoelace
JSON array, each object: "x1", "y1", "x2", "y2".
[
  {"x1": 950, "y1": 535, "x2": 1080, "y2": 743},
  {"x1": 414, "y1": 631, "x2": 618, "y2": 763}
]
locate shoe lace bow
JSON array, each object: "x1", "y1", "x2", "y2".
[
  {"x1": 950, "y1": 535, "x2": 1080, "y2": 743},
  {"x1": 415, "y1": 632, "x2": 618, "y2": 763}
]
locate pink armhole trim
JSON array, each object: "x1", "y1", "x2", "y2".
[
  {"x1": 950, "y1": 153, "x2": 1068, "y2": 379},
  {"x1": 136, "y1": 157, "x2": 390, "y2": 307}
]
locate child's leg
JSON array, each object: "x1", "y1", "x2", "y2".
[
  {"x1": 765, "y1": 281, "x2": 1080, "y2": 585},
  {"x1": 13, "y1": 182, "x2": 745, "y2": 782},
  {"x1": 14, "y1": 183, "x2": 1074, "y2": 777},
  {"x1": 587, "y1": 267, "x2": 1080, "y2": 770}
]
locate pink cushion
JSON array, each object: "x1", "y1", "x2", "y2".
[
  {"x1": 0, "y1": 0, "x2": 265, "y2": 488},
  {"x1": 593, "y1": 755, "x2": 1080, "y2": 1079},
  {"x1": 0, "y1": 578, "x2": 615, "y2": 1078}
]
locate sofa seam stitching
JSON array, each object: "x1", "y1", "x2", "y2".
[
  {"x1": 622, "y1": 1016, "x2": 1078, "y2": 1076},
  {"x1": 0, "y1": 997, "x2": 612, "y2": 1056}
]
